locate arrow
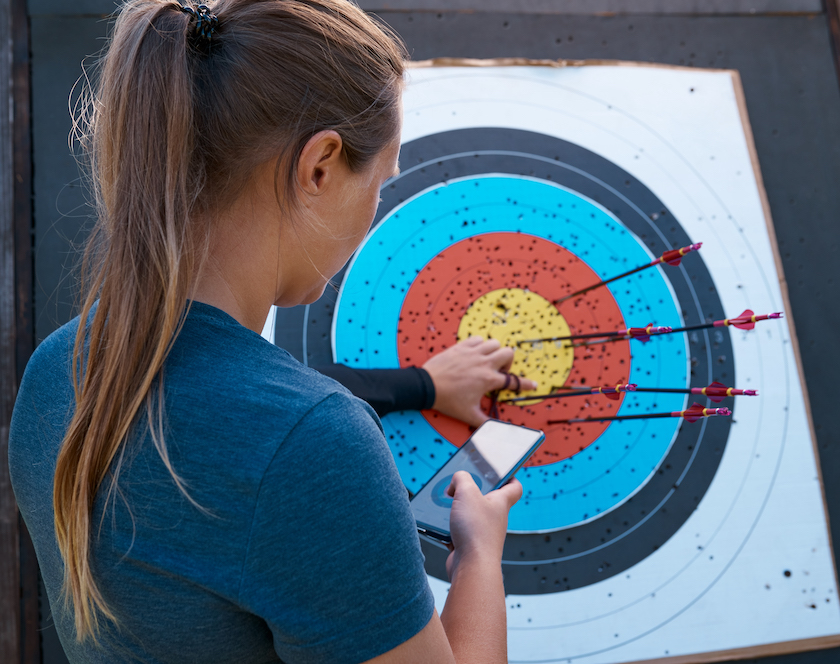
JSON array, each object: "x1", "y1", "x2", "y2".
[
  {"x1": 570, "y1": 309, "x2": 783, "y2": 348},
  {"x1": 519, "y1": 323, "x2": 672, "y2": 346},
  {"x1": 630, "y1": 381, "x2": 758, "y2": 403},
  {"x1": 500, "y1": 384, "x2": 637, "y2": 403},
  {"x1": 553, "y1": 242, "x2": 702, "y2": 304},
  {"x1": 546, "y1": 402, "x2": 731, "y2": 425},
  {"x1": 501, "y1": 381, "x2": 757, "y2": 405},
  {"x1": 667, "y1": 309, "x2": 784, "y2": 334}
]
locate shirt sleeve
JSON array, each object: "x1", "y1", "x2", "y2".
[
  {"x1": 237, "y1": 391, "x2": 435, "y2": 664},
  {"x1": 313, "y1": 364, "x2": 436, "y2": 417}
]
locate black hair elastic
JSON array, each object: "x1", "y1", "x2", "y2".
[{"x1": 180, "y1": 3, "x2": 218, "y2": 44}]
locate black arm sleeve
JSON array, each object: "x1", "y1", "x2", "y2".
[{"x1": 313, "y1": 364, "x2": 436, "y2": 417}]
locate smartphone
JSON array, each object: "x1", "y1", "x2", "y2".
[{"x1": 410, "y1": 419, "x2": 545, "y2": 544}]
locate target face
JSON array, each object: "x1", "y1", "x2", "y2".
[
  {"x1": 331, "y1": 130, "x2": 733, "y2": 592},
  {"x1": 274, "y1": 66, "x2": 840, "y2": 663}
]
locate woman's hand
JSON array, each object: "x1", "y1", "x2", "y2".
[
  {"x1": 422, "y1": 337, "x2": 537, "y2": 427},
  {"x1": 444, "y1": 471, "x2": 523, "y2": 581}
]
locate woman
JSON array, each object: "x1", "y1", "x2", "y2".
[{"x1": 9, "y1": 1, "x2": 522, "y2": 663}]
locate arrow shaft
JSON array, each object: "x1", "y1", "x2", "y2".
[
  {"x1": 520, "y1": 329, "x2": 624, "y2": 345},
  {"x1": 575, "y1": 324, "x2": 706, "y2": 346},
  {"x1": 548, "y1": 412, "x2": 676, "y2": 424},
  {"x1": 501, "y1": 389, "x2": 594, "y2": 403},
  {"x1": 500, "y1": 386, "x2": 631, "y2": 403},
  {"x1": 553, "y1": 263, "x2": 649, "y2": 304},
  {"x1": 553, "y1": 243, "x2": 702, "y2": 305}
]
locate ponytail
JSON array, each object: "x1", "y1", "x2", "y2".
[{"x1": 55, "y1": 0, "x2": 405, "y2": 642}]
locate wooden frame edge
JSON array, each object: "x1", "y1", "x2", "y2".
[
  {"x1": 629, "y1": 633, "x2": 840, "y2": 664},
  {"x1": 407, "y1": 57, "x2": 730, "y2": 74}
]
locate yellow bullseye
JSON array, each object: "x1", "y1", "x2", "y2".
[{"x1": 456, "y1": 288, "x2": 574, "y2": 404}]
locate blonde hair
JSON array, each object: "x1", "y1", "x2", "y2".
[{"x1": 55, "y1": 0, "x2": 405, "y2": 642}]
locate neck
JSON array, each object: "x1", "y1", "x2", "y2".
[{"x1": 190, "y1": 198, "x2": 283, "y2": 333}]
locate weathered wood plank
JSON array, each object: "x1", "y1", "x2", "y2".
[
  {"x1": 24, "y1": 0, "x2": 826, "y2": 17},
  {"x1": 359, "y1": 0, "x2": 825, "y2": 14},
  {"x1": 1, "y1": 0, "x2": 23, "y2": 659},
  {"x1": 13, "y1": 0, "x2": 38, "y2": 661}
]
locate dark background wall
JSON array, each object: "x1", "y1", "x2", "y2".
[{"x1": 25, "y1": 1, "x2": 840, "y2": 662}]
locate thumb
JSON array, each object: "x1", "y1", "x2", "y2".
[
  {"x1": 466, "y1": 406, "x2": 490, "y2": 428},
  {"x1": 446, "y1": 470, "x2": 480, "y2": 498},
  {"x1": 494, "y1": 478, "x2": 524, "y2": 508}
]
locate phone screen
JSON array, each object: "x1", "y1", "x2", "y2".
[{"x1": 410, "y1": 420, "x2": 545, "y2": 540}]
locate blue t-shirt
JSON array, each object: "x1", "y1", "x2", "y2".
[{"x1": 9, "y1": 302, "x2": 434, "y2": 663}]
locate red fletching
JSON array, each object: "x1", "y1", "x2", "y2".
[
  {"x1": 596, "y1": 383, "x2": 636, "y2": 400},
  {"x1": 659, "y1": 242, "x2": 703, "y2": 267},
  {"x1": 729, "y1": 309, "x2": 757, "y2": 330},
  {"x1": 713, "y1": 309, "x2": 784, "y2": 331},
  {"x1": 679, "y1": 402, "x2": 732, "y2": 422},
  {"x1": 681, "y1": 403, "x2": 708, "y2": 422},
  {"x1": 700, "y1": 381, "x2": 730, "y2": 403},
  {"x1": 626, "y1": 324, "x2": 672, "y2": 343},
  {"x1": 691, "y1": 381, "x2": 759, "y2": 401}
]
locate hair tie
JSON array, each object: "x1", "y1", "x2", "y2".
[{"x1": 180, "y1": 3, "x2": 218, "y2": 45}]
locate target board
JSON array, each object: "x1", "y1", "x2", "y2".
[{"x1": 271, "y1": 63, "x2": 840, "y2": 663}]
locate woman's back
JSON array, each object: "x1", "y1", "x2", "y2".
[{"x1": 10, "y1": 302, "x2": 433, "y2": 663}]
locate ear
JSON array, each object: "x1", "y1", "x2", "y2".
[{"x1": 296, "y1": 130, "x2": 346, "y2": 195}]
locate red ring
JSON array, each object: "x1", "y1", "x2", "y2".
[{"x1": 397, "y1": 232, "x2": 632, "y2": 466}]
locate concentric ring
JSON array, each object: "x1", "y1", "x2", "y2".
[{"x1": 278, "y1": 128, "x2": 734, "y2": 594}]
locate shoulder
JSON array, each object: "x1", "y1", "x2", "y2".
[
  {"x1": 20, "y1": 316, "x2": 79, "y2": 386},
  {"x1": 11, "y1": 316, "x2": 79, "y2": 439},
  {"x1": 157, "y1": 303, "x2": 386, "y2": 487},
  {"x1": 9, "y1": 318, "x2": 80, "y2": 529},
  {"x1": 168, "y1": 301, "x2": 376, "y2": 427}
]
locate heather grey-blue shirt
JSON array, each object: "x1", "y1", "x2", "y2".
[{"x1": 9, "y1": 302, "x2": 435, "y2": 663}]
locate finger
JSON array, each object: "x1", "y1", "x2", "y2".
[
  {"x1": 462, "y1": 336, "x2": 485, "y2": 348},
  {"x1": 518, "y1": 376, "x2": 539, "y2": 391},
  {"x1": 486, "y1": 345, "x2": 515, "y2": 371},
  {"x1": 485, "y1": 371, "x2": 510, "y2": 392},
  {"x1": 477, "y1": 338, "x2": 502, "y2": 354},
  {"x1": 494, "y1": 477, "x2": 524, "y2": 507}
]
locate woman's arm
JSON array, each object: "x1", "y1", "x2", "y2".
[
  {"x1": 365, "y1": 472, "x2": 522, "y2": 664},
  {"x1": 317, "y1": 336, "x2": 537, "y2": 424},
  {"x1": 314, "y1": 364, "x2": 435, "y2": 416}
]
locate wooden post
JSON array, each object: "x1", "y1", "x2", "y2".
[
  {"x1": 2, "y1": 0, "x2": 36, "y2": 661},
  {"x1": 826, "y1": 1, "x2": 840, "y2": 88},
  {"x1": 11, "y1": 0, "x2": 38, "y2": 659},
  {"x1": 0, "y1": 0, "x2": 23, "y2": 661}
]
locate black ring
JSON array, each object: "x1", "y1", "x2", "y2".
[{"x1": 275, "y1": 127, "x2": 734, "y2": 595}]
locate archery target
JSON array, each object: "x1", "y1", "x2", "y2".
[
  {"x1": 274, "y1": 65, "x2": 840, "y2": 662},
  {"x1": 328, "y1": 130, "x2": 734, "y2": 595}
]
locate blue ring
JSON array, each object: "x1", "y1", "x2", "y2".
[{"x1": 334, "y1": 175, "x2": 688, "y2": 531}]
